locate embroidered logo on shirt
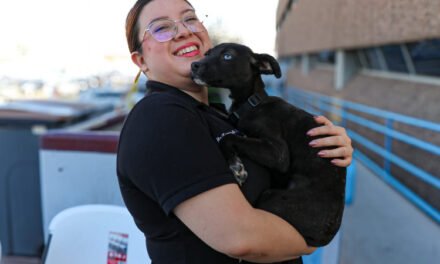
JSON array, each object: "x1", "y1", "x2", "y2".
[{"x1": 215, "y1": 129, "x2": 241, "y2": 143}]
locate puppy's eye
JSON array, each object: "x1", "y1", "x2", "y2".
[{"x1": 223, "y1": 53, "x2": 233, "y2": 60}]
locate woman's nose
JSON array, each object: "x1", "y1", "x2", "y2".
[{"x1": 174, "y1": 21, "x2": 192, "y2": 39}]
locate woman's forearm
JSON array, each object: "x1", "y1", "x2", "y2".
[
  {"x1": 228, "y1": 208, "x2": 315, "y2": 263},
  {"x1": 174, "y1": 184, "x2": 315, "y2": 263}
]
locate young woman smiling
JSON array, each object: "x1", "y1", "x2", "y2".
[{"x1": 117, "y1": 1, "x2": 353, "y2": 263}]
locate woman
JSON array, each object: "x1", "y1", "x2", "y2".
[{"x1": 117, "y1": 0, "x2": 353, "y2": 263}]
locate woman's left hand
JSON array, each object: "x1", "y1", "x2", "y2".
[{"x1": 307, "y1": 115, "x2": 353, "y2": 167}]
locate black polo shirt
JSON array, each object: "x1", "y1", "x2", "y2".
[{"x1": 117, "y1": 80, "x2": 299, "y2": 264}]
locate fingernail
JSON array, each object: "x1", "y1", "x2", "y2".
[
  {"x1": 307, "y1": 130, "x2": 315, "y2": 136},
  {"x1": 309, "y1": 140, "x2": 317, "y2": 147},
  {"x1": 331, "y1": 160, "x2": 337, "y2": 164},
  {"x1": 318, "y1": 151, "x2": 326, "y2": 156}
]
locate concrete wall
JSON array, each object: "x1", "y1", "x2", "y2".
[
  {"x1": 276, "y1": 0, "x2": 289, "y2": 24},
  {"x1": 276, "y1": 0, "x2": 440, "y2": 56}
]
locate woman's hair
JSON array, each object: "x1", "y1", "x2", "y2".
[{"x1": 126, "y1": 0, "x2": 193, "y2": 53}]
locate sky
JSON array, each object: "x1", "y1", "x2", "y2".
[{"x1": 0, "y1": 0, "x2": 279, "y2": 80}]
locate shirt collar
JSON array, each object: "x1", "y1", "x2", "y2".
[
  {"x1": 146, "y1": 80, "x2": 204, "y2": 108},
  {"x1": 146, "y1": 80, "x2": 229, "y2": 115}
]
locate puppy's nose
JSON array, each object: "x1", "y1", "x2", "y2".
[{"x1": 191, "y1": 62, "x2": 200, "y2": 72}]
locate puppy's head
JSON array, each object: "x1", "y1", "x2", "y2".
[{"x1": 191, "y1": 43, "x2": 281, "y2": 99}]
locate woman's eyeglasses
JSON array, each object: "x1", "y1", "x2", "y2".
[{"x1": 137, "y1": 12, "x2": 207, "y2": 49}]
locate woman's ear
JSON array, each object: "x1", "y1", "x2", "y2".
[{"x1": 131, "y1": 51, "x2": 149, "y2": 72}]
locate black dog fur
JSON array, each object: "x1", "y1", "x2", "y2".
[{"x1": 191, "y1": 43, "x2": 346, "y2": 247}]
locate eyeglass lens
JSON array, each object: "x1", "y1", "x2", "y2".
[{"x1": 149, "y1": 13, "x2": 205, "y2": 42}]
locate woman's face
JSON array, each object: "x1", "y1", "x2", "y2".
[{"x1": 135, "y1": 0, "x2": 212, "y2": 89}]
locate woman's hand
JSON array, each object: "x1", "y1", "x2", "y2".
[{"x1": 307, "y1": 115, "x2": 353, "y2": 167}]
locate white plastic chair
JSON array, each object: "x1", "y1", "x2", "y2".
[{"x1": 42, "y1": 204, "x2": 150, "y2": 264}]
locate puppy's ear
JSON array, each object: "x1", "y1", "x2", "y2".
[{"x1": 251, "y1": 53, "x2": 282, "y2": 78}]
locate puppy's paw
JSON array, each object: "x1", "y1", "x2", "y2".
[{"x1": 228, "y1": 155, "x2": 248, "y2": 186}]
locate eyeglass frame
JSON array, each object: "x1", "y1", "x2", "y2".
[{"x1": 136, "y1": 11, "x2": 207, "y2": 51}]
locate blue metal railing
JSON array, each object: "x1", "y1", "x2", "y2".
[{"x1": 281, "y1": 87, "x2": 440, "y2": 223}]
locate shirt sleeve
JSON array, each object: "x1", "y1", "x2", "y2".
[{"x1": 118, "y1": 97, "x2": 236, "y2": 215}]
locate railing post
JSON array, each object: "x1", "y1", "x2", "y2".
[
  {"x1": 384, "y1": 119, "x2": 394, "y2": 174},
  {"x1": 340, "y1": 104, "x2": 347, "y2": 127},
  {"x1": 317, "y1": 97, "x2": 324, "y2": 116}
]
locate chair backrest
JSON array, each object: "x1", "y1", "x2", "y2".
[{"x1": 43, "y1": 204, "x2": 150, "y2": 264}]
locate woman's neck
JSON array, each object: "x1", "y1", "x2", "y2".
[
  {"x1": 151, "y1": 77, "x2": 209, "y2": 104},
  {"x1": 181, "y1": 86, "x2": 209, "y2": 104}
]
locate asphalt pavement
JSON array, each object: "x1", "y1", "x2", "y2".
[{"x1": 339, "y1": 162, "x2": 440, "y2": 264}]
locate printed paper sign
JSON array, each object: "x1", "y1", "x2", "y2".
[{"x1": 107, "y1": 232, "x2": 129, "y2": 264}]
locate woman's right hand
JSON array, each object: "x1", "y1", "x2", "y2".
[{"x1": 308, "y1": 115, "x2": 353, "y2": 167}]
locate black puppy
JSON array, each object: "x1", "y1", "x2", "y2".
[{"x1": 191, "y1": 43, "x2": 346, "y2": 247}]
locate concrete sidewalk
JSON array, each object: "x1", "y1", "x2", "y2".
[{"x1": 339, "y1": 162, "x2": 440, "y2": 264}]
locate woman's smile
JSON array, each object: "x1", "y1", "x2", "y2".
[{"x1": 174, "y1": 42, "x2": 201, "y2": 57}]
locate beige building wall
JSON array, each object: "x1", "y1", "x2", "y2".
[
  {"x1": 276, "y1": 0, "x2": 440, "y2": 56},
  {"x1": 276, "y1": 0, "x2": 289, "y2": 21}
]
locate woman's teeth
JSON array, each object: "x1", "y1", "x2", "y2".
[{"x1": 176, "y1": 45, "x2": 198, "y2": 56}]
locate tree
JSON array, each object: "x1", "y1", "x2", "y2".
[{"x1": 206, "y1": 19, "x2": 243, "y2": 46}]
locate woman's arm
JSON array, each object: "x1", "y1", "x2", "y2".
[
  {"x1": 307, "y1": 115, "x2": 353, "y2": 167},
  {"x1": 174, "y1": 115, "x2": 351, "y2": 262},
  {"x1": 174, "y1": 183, "x2": 315, "y2": 263}
]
